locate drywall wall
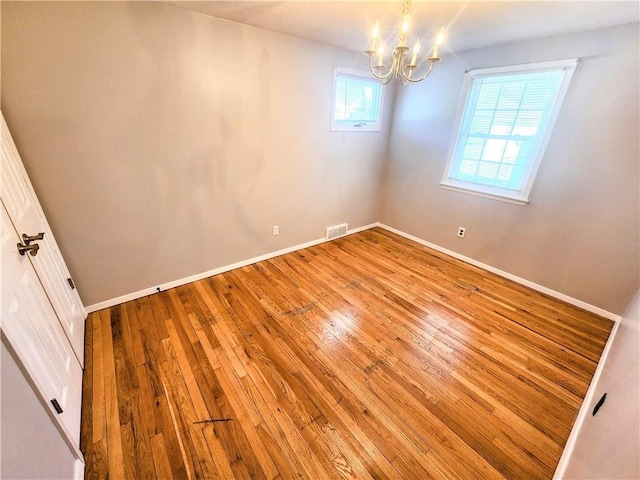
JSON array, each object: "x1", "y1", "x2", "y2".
[
  {"x1": 2, "y1": 2, "x2": 637, "y2": 315},
  {"x1": 382, "y1": 23, "x2": 639, "y2": 315},
  {"x1": 0, "y1": 2, "x2": 394, "y2": 306},
  {"x1": 1, "y1": 341, "x2": 77, "y2": 479},
  {"x1": 561, "y1": 290, "x2": 639, "y2": 479}
]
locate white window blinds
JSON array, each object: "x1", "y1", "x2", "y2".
[
  {"x1": 442, "y1": 59, "x2": 578, "y2": 204},
  {"x1": 332, "y1": 67, "x2": 384, "y2": 132}
]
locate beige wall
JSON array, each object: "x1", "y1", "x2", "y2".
[
  {"x1": 2, "y1": 3, "x2": 638, "y2": 315},
  {"x1": 562, "y1": 291, "x2": 639, "y2": 479},
  {"x1": 1, "y1": 2, "x2": 394, "y2": 306},
  {"x1": 1, "y1": 341, "x2": 77, "y2": 479},
  {"x1": 382, "y1": 23, "x2": 639, "y2": 315}
]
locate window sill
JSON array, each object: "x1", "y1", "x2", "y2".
[
  {"x1": 330, "y1": 125, "x2": 381, "y2": 133},
  {"x1": 440, "y1": 181, "x2": 530, "y2": 206}
]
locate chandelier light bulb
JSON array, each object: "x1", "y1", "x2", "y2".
[
  {"x1": 369, "y1": 21, "x2": 380, "y2": 51},
  {"x1": 433, "y1": 28, "x2": 445, "y2": 59},
  {"x1": 410, "y1": 38, "x2": 421, "y2": 66},
  {"x1": 402, "y1": 19, "x2": 410, "y2": 34}
]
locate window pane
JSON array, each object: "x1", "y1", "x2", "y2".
[
  {"x1": 470, "y1": 110, "x2": 493, "y2": 135},
  {"x1": 513, "y1": 111, "x2": 543, "y2": 136},
  {"x1": 459, "y1": 160, "x2": 479, "y2": 178},
  {"x1": 462, "y1": 138, "x2": 484, "y2": 161},
  {"x1": 334, "y1": 74, "x2": 382, "y2": 124},
  {"x1": 334, "y1": 77, "x2": 348, "y2": 121},
  {"x1": 496, "y1": 82, "x2": 525, "y2": 110},
  {"x1": 476, "y1": 162, "x2": 499, "y2": 183},
  {"x1": 495, "y1": 165, "x2": 525, "y2": 189},
  {"x1": 446, "y1": 62, "x2": 574, "y2": 197},
  {"x1": 503, "y1": 140, "x2": 521, "y2": 164},
  {"x1": 482, "y1": 139, "x2": 507, "y2": 162},
  {"x1": 496, "y1": 164, "x2": 514, "y2": 182},
  {"x1": 490, "y1": 111, "x2": 516, "y2": 135},
  {"x1": 476, "y1": 83, "x2": 500, "y2": 109}
]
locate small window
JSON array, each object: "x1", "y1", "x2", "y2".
[
  {"x1": 441, "y1": 59, "x2": 578, "y2": 205},
  {"x1": 331, "y1": 67, "x2": 384, "y2": 132}
]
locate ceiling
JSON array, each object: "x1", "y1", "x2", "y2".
[{"x1": 164, "y1": 1, "x2": 639, "y2": 54}]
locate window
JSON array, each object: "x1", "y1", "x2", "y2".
[
  {"x1": 331, "y1": 67, "x2": 384, "y2": 132},
  {"x1": 441, "y1": 59, "x2": 578, "y2": 205}
]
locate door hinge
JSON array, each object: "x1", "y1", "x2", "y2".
[
  {"x1": 67, "y1": 277, "x2": 75, "y2": 290},
  {"x1": 51, "y1": 398, "x2": 64, "y2": 414}
]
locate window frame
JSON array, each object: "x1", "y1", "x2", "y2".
[
  {"x1": 441, "y1": 58, "x2": 579, "y2": 205},
  {"x1": 331, "y1": 66, "x2": 385, "y2": 133}
]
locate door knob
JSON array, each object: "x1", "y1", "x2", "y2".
[
  {"x1": 22, "y1": 232, "x2": 44, "y2": 245},
  {"x1": 17, "y1": 242, "x2": 39, "y2": 256}
]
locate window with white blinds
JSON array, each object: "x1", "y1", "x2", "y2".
[
  {"x1": 331, "y1": 67, "x2": 384, "y2": 132},
  {"x1": 442, "y1": 59, "x2": 578, "y2": 205}
]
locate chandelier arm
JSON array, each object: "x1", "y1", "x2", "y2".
[
  {"x1": 402, "y1": 60, "x2": 437, "y2": 83},
  {"x1": 398, "y1": 55, "x2": 409, "y2": 85},
  {"x1": 379, "y1": 74, "x2": 394, "y2": 86},
  {"x1": 368, "y1": 54, "x2": 395, "y2": 82}
]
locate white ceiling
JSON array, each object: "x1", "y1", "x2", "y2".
[{"x1": 164, "y1": 1, "x2": 639, "y2": 54}]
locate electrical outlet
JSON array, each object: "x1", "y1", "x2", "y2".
[
  {"x1": 457, "y1": 226, "x2": 466, "y2": 238},
  {"x1": 273, "y1": 225, "x2": 279, "y2": 236}
]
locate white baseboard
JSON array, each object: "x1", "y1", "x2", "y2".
[
  {"x1": 551, "y1": 318, "x2": 621, "y2": 479},
  {"x1": 85, "y1": 223, "x2": 377, "y2": 313},
  {"x1": 375, "y1": 223, "x2": 620, "y2": 322},
  {"x1": 74, "y1": 459, "x2": 85, "y2": 480},
  {"x1": 87, "y1": 221, "x2": 619, "y2": 322}
]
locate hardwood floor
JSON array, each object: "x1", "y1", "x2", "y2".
[{"x1": 81, "y1": 227, "x2": 612, "y2": 479}]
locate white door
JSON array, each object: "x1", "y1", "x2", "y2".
[
  {"x1": 1, "y1": 202, "x2": 83, "y2": 448},
  {"x1": 1, "y1": 114, "x2": 86, "y2": 365}
]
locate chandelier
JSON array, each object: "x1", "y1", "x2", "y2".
[{"x1": 365, "y1": 0, "x2": 445, "y2": 85}]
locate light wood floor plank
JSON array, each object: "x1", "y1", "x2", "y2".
[
  {"x1": 81, "y1": 227, "x2": 612, "y2": 479},
  {"x1": 100, "y1": 309, "x2": 126, "y2": 479}
]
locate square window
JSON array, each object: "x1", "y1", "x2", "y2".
[{"x1": 331, "y1": 67, "x2": 384, "y2": 132}]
